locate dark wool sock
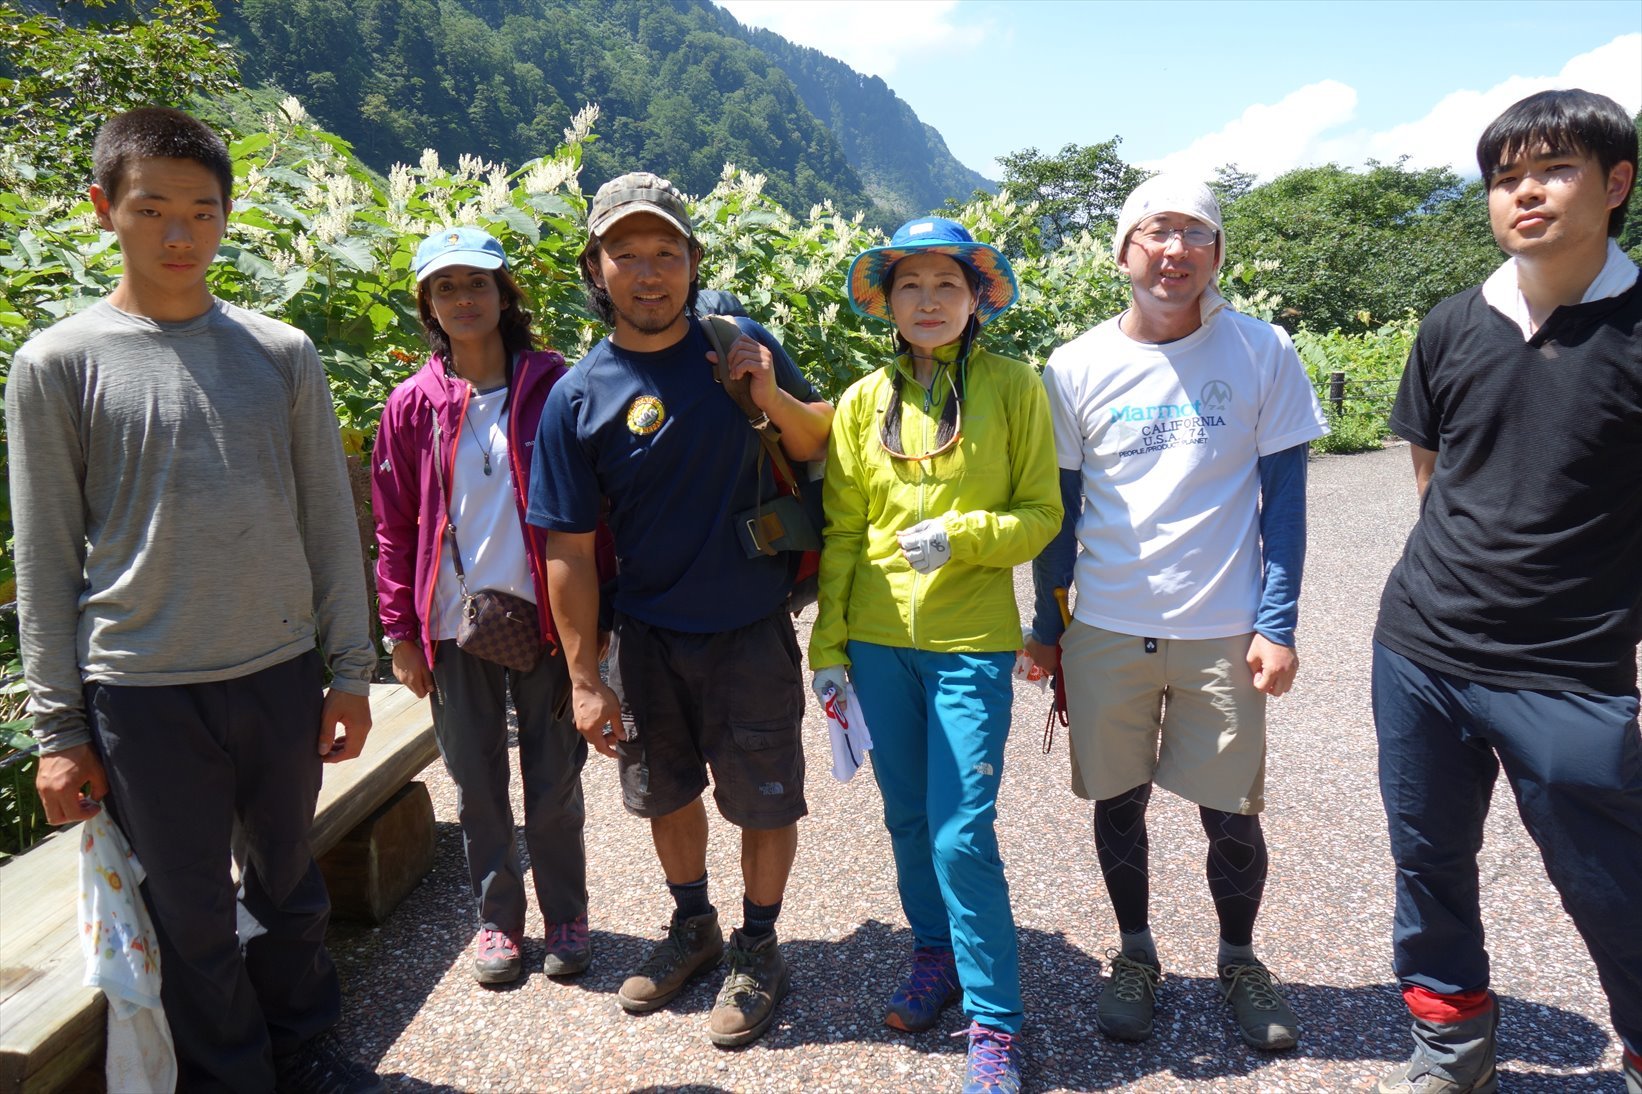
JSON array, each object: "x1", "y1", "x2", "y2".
[
  {"x1": 1095, "y1": 783, "x2": 1153, "y2": 934},
  {"x1": 667, "y1": 873, "x2": 712, "y2": 919},
  {"x1": 741, "y1": 895, "x2": 782, "y2": 939},
  {"x1": 1199, "y1": 807, "x2": 1268, "y2": 948}
]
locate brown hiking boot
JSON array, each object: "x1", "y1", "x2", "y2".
[
  {"x1": 707, "y1": 929, "x2": 789, "y2": 1047},
  {"x1": 617, "y1": 910, "x2": 724, "y2": 1013}
]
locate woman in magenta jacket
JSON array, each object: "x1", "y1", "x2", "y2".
[{"x1": 372, "y1": 227, "x2": 590, "y2": 985}]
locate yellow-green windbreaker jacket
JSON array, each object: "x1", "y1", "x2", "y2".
[{"x1": 808, "y1": 343, "x2": 1062, "y2": 668}]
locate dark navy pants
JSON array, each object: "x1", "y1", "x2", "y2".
[
  {"x1": 87, "y1": 650, "x2": 341, "y2": 1093},
  {"x1": 1372, "y1": 641, "x2": 1642, "y2": 1054}
]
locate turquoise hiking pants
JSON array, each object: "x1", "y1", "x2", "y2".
[{"x1": 848, "y1": 640, "x2": 1023, "y2": 1033}]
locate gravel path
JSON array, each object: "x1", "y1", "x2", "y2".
[{"x1": 331, "y1": 444, "x2": 1630, "y2": 1092}]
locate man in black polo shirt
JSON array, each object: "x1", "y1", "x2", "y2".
[{"x1": 1372, "y1": 89, "x2": 1641, "y2": 1094}]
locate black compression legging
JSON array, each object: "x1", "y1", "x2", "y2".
[
  {"x1": 1200, "y1": 806, "x2": 1267, "y2": 947},
  {"x1": 1094, "y1": 785, "x2": 1268, "y2": 946},
  {"x1": 1093, "y1": 784, "x2": 1152, "y2": 933}
]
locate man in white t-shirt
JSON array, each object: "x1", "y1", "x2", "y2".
[{"x1": 1027, "y1": 174, "x2": 1328, "y2": 1054}]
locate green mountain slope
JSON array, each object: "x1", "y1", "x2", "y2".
[
  {"x1": 710, "y1": 6, "x2": 992, "y2": 216},
  {"x1": 207, "y1": 0, "x2": 982, "y2": 221}
]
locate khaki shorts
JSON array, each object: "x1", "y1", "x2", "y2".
[{"x1": 1061, "y1": 621, "x2": 1266, "y2": 814}]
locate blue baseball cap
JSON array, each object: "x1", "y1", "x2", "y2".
[{"x1": 413, "y1": 226, "x2": 507, "y2": 283}]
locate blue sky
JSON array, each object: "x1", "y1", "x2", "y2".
[{"x1": 718, "y1": 0, "x2": 1642, "y2": 182}]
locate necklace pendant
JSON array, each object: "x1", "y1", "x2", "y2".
[{"x1": 482, "y1": 454, "x2": 492, "y2": 476}]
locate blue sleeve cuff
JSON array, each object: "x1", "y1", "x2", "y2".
[
  {"x1": 1255, "y1": 444, "x2": 1308, "y2": 646},
  {"x1": 1030, "y1": 469, "x2": 1082, "y2": 643}
]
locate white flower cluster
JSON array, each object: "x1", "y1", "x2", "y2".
[
  {"x1": 521, "y1": 156, "x2": 577, "y2": 195},
  {"x1": 564, "y1": 103, "x2": 600, "y2": 145},
  {"x1": 388, "y1": 163, "x2": 417, "y2": 208}
]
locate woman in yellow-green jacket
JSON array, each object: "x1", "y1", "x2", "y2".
[{"x1": 808, "y1": 217, "x2": 1060, "y2": 1094}]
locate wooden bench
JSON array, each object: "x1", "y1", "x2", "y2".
[{"x1": 0, "y1": 683, "x2": 438, "y2": 1094}]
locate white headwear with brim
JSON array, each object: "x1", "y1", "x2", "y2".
[{"x1": 1113, "y1": 174, "x2": 1230, "y2": 323}]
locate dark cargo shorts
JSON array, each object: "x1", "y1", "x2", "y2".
[{"x1": 607, "y1": 608, "x2": 808, "y2": 829}]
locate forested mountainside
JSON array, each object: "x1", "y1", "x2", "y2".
[
  {"x1": 209, "y1": 0, "x2": 987, "y2": 221},
  {"x1": 708, "y1": 6, "x2": 992, "y2": 214}
]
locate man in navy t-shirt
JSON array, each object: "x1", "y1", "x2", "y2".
[
  {"x1": 1371, "y1": 90, "x2": 1641, "y2": 1094},
  {"x1": 529, "y1": 172, "x2": 832, "y2": 1048}
]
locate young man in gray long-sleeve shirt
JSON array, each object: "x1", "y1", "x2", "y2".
[{"x1": 6, "y1": 108, "x2": 384, "y2": 1094}]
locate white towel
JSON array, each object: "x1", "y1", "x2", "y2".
[
  {"x1": 823, "y1": 680, "x2": 874, "y2": 782},
  {"x1": 78, "y1": 812, "x2": 177, "y2": 1094}
]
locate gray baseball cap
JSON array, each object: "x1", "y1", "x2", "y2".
[{"x1": 587, "y1": 171, "x2": 693, "y2": 240}]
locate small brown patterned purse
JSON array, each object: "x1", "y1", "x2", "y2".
[{"x1": 432, "y1": 410, "x2": 543, "y2": 674}]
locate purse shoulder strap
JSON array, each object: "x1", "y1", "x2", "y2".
[{"x1": 430, "y1": 410, "x2": 472, "y2": 594}]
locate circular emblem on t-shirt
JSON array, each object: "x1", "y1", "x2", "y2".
[
  {"x1": 626, "y1": 395, "x2": 666, "y2": 435},
  {"x1": 1200, "y1": 379, "x2": 1232, "y2": 413}
]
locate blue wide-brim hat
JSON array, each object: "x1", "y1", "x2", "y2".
[{"x1": 847, "y1": 217, "x2": 1018, "y2": 326}]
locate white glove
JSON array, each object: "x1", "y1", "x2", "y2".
[
  {"x1": 898, "y1": 518, "x2": 951, "y2": 574},
  {"x1": 812, "y1": 666, "x2": 850, "y2": 710}
]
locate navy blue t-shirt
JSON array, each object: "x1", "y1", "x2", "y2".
[{"x1": 528, "y1": 317, "x2": 819, "y2": 633}]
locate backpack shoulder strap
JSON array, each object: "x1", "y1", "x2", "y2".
[{"x1": 702, "y1": 314, "x2": 800, "y2": 492}]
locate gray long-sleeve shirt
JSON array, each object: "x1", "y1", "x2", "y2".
[{"x1": 7, "y1": 298, "x2": 375, "y2": 751}]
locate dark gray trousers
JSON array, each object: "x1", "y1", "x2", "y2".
[
  {"x1": 87, "y1": 650, "x2": 340, "y2": 1094},
  {"x1": 429, "y1": 643, "x2": 588, "y2": 932}
]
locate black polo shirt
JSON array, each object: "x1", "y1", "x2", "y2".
[{"x1": 1375, "y1": 279, "x2": 1642, "y2": 696}]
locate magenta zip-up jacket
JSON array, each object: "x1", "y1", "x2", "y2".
[{"x1": 371, "y1": 348, "x2": 569, "y2": 666}]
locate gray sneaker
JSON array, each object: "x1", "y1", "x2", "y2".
[
  {"x1": 1096, "y1": 948, "x2": 1162, "y2": 1042},
  {"x1": 1623, "y1": 1049, "x2": 1639, "y2": 1094},
  {"x1": 617, "y1": 910, "x2": 724, "y2": 1013},
  {"x1": 1218, "y1": 959, "x2": 1299, "y2": 1051},
  {"x1": 707, "y1": 929, "x2": 790, "y2": 1047},
  {"x1": 1376, "y1": 999, "x2": 1499, "y2": 1094}
]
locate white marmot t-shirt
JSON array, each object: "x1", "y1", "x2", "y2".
[{"x1": 1042, "y1": 308, "x2": 1328, "y2": 640}]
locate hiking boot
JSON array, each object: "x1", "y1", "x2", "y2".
[
  {"x1": 1376, "y1": 998, "x2": 1499, "y2": 1093},
  {"x1": 707, "y1": 929, "x2": 790, "y2": 1047},
  {"x1": 960, "y1": 1022, "x2": 1022, "y2": 1094},
  {"x1": 1218, "y1": 958, "x2": 1300, "y2": 1051},
  {"x1": 273, "y1": 1033, "x2": 387, "y2": 1094},
  {"x1": 617, "y1": 909, "x2": 724, "y2": 1013},
  {"x1": 1622, "y1": 1048, "x2": 1640, "y2": 1094},
  {"x1": 473, "y1": 928, "x2": 523, "y2": 984},
  {"x1": 884, "y1": 946, "x2": 961, "y2": 1032},
  {"x1": 1096, "y1": 948, "x2": 1162, "y2": 1042},
  {"x1": 542, "y1": 913, "x2": 592, "y2": 977}
]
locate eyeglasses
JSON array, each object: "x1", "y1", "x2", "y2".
[
  {"x1": 1137, "y1": 225, "x2": 1218, "y2": 248},
  {"x1": 881, "y1": 369, "x2": 962, "y2": 461}
]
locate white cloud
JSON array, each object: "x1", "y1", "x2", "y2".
[
  {"x1": 717, "y1": 0, "x2": 986, "y2": 78},
  {"x1": 1142, "y1": 80, "x2": 1360, "y2": 182},
  {"x1": 1143, "y1": 33, "x2": 1642, "y2": 182}
]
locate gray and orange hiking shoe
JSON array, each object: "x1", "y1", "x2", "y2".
[
  {"x1": 617, "y1": 910, "x2": 724, "y2": 1013},
  {"x1": 473, "y1": 928, "x2": 523, "y2": 984},
  {"x1": 707, "y1": 929, "x2": 790, "y2": 1047},
  {"x1": 542, "y1": 913, "x2": 591, "y2": 977},
  {"x1": 1218, "y1": 958, "x2": 1300, "y2": 1051},
  {"x1": 885, "y1": 946, "x2": 961, "y2": 1032},
  {"x1": 1375, "y1": 997, "x2": 1499, "y2": 1093},
  {"x1": 1096, "y1": 948, "x2": 1162, "y2": 1042}
]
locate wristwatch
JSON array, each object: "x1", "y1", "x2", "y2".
[{"x1": 382, "y1": 635, "x2": 403, "y2": 655}]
